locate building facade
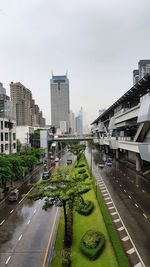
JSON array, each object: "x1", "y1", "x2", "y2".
[
  {"x1": 10, "y1": 82, "x2": 46, "y2": 127},
  {"x1": 133, "y1": 59, "x2": 150, "y2": 85},
  {"x1": 91, "y1": 73, "x2": 150, "y2": 172},
  {"x1": 0, "y1": 83, "x2": 16, "y2": 154},
  {"x1": 50, "y1": 74, "x2": 70, "y2": 133}
]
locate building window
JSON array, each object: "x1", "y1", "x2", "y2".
[
  {"x1": 5, "y1": 133, "x2": 8, "y2": 141},
  {"x1": 13, "y1": 143, "x2": 16, "y2": 149},
  {"x1": 5, "y1": 144, "x2": 8, "y2": 150},
  {"x1": 1, "y1": 144, "x2": 3, "y2": 153},
  {"x1": 1, "y1": 133, "x2": 3, "y2": 141},
  {"x1": 5, "y1": 121, "x2": 8, "y2": 128},
  {"x1": 1, "y1": 121, "x2": 3, "y2": 129},
  {"x1": 13, "y1": 133, "x2": 16, "y2": 140}
]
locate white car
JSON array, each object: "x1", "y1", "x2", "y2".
[{"x1": 55, "y1": 157, "x2": 59, "y2": 162}]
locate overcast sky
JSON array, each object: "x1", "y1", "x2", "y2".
[{"x1": 0, "y1": 0, "x2": 150, "y2": 125}]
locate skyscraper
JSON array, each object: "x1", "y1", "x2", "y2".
[{"x1": 50, "y1": 74, "x2": 70, "y2": 133}]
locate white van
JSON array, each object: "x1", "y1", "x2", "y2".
[{"x1": 9, "y1": 189, "x2": 19, "y2": 202}]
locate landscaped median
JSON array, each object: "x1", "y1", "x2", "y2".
[{"x1": 51, "y1": 153, "x2": 129, "y2": 267}]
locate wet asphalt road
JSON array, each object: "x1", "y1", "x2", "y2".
[
  {"x1": 0, "y1": 153, "x2": 73, "y2": 267},
  {"x1": 87, "y1": 149, "x2": 150, "y2": 267}
]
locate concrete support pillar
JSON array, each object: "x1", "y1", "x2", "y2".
[
  {"x1": 105, "y1": 146, "x2": 109, "y2": 154},
  {"x1": 136, "y1": 153, "x2": 142, "y2": 172},
  {"x1": 116, "y1": 149, "x2": 119, "y2": 160}
]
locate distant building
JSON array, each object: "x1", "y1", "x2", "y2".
[
  {"x1": 75, "y1": 107, "x2": 83, "y2": 135},
  {"x1": 50, "y1": 74, "x2": 70, "y2": 133},
  {"x1": 10, "y1": 82, "x2": 46, "y2": 127},
  {"x1": 0, "y1": 83, "x2": 16, "y2": 154},
  {"x1": 133, "y1": 69, "x2": 139, "y2": 85},
  {"x1": 138, "y1": 60, "x2": 150, "y2": 79},
  {"x1": 133, "y1": 60, "x2": 150, "y2": 85},
  {"x1": 69, "y1": 110, "x2": 75, "y2": 134}
]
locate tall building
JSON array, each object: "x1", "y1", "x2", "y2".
[
  {"x1": 10, "y1": 82, "x2": 32, "y2": 126},
  {"x1": 69, "y1": 110, "x2": 75, "y2": 134},
  {"x1": 10, "y1": 82, "x2": 46, "y2": 127},
  {"x1": 50, "y1": 74, "x2": 70, "y2": 133},
  {"x1": 75, "y1": 107, "x2": 83, "y2": 135},
  {"x1": 138, "y1": 60, "x2": 150, "y2": 79},
  {"x1": 133, "y1": 60, "x2": 150, "y2": 85},
  {"x1": 0, "y1": 83, "x2": 16, "y2": 154}
]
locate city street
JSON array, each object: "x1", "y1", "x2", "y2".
[
  {"x1": 86, "y1": 149, "x2": 150, "y2": 267},
  {"x1": 0, "y1": 152, "x2": 73, "y2": 267}
]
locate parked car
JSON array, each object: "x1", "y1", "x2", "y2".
[
  {"x1": 9, "y1": 189, "x2": 19, "y2": 202},
  {"x1": 55, "y1": 157, "x2": 59, "y2": 162},
  {"x1": 42, "y1": 170, "x2": 51, "y2": 180}
]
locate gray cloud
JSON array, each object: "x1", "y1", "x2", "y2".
[{"x1": 0, "y1": 0, "x2": 150, "y2": 124}]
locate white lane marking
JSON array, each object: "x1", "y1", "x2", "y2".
[
  {"x1": 143, "y1": 213, "x2": 147, "y2": 219},
  {"x1": 106, "y1": 201, "x2": 113, "y2": 205},
  {"x1": 108, "y1": 206, "x2": 115, "y2": 210},
  {"x1": 101, "y1": 189, "x2": 107, "y2": 193},
  {"x1": 128, "y1": 195, "x2": 131, "y2": 199},
  {"x1": 0, "y1": 219, "x2": 5, "y2": 225},
  {"x1": 10, "y1": 209, "x2": 14, "y2": 214},
  {"x1": 135, "y1": 204, "x2": 139, "y2": 208},
  {"x1": 34, "y1": 209, "x2": 37, "y2": 214},
  {"x1": 105, "y1": 197, "x2": 111, "y2": 200},
  {"x1": 27, "y1": 220, "x2": 30, "y2": 225},
  {"x1": 124, "y1": 189, "x2": 126, "y2": 193},
  {"x1": 122, "y1": 236, "x2": 129, "y2": 242},
  {"x1": 18, "y1": 234, "x2": 22, "y2": 241},
  {"x1": 5, "y1": 256, "x2": 11, "y2": 265},
  {"x1": 127, "y1": 247, "x2": 135, "y2": 254},
  {"x1": 134, "y1": 263, "x2": 143, "y2": 267},
  {"x1": 97, "y1": 175, "x2": 146, "y2": 267},
  {"x1": 19, "y1": 198, "x2": 23, "y2": 204},
  {"x1": 113, "y1": 218, "x2": 120, "y2": 223},
  {"x1": 39, "y1": 200, "x2": 42, "y2": 204},
  {"x1": 111, "y1": 212, "x2": 117, "y2": 215},
  {"x1": 117, "y1": 226, "x2": 124, "y2": 231},
  {"x1": 142, "y1": 190, "x2": 145, "y2": 193},
  {"x1": 120, "y1": 184, "x2": 122, "y2": 187},
  {"x1": 103, "y1": 193, "x2": 109, "y2": 196}
]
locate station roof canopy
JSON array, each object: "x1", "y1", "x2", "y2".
[{"x1": 91, "y1": 73, "x2": 150, "y2": 125}]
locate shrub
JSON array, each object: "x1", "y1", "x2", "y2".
[
  {"x1": 83, "y1": 172, "x2": 89, "y2": 179},
  {"x1": 76, "y1": 200, "x2": 94, "y2": 216},
  {"x1": 78, "y1": 168, "x2": 86, "y2": 174},
  {"x1": 62, "y1": 257, "x2": 71, "y2": 267},
  {"x1": 78, "y1": 163, "x2": 86, "y2": 168},
  {"x1": 80, "y1": 230, "x2": 105, "y2": 260}
]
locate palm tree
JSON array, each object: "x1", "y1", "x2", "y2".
[{"x1": 28, "y1": 165, "x2": 91, "y2": 244}]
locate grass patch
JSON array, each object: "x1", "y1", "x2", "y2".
[
  {"x1": 51, "y1": 212, "x2": 64, "y2": 267},
  {"x1": 71, "y1": 183, "x2": 119, "y2": 267}
]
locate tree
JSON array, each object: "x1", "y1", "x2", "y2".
[
  {"x1": 67, "y1": 144, "x2": 86, "y2": 162},
  {"x1": 16, "y1": 139, "x2": 21, "y2": 153},
  {"x1": 0, "y1": 155, "x2": 15, "y2": 189},
  {"x1": 28, "y1": 165, "x2": 91, "y2": 245}
]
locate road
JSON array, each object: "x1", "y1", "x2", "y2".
[
  {"x1": 0, "y1": 152, "x2": 73, "y2": 267},
  {"x1": 87, "y1": 148, "x2": 150, "y2": 267}
]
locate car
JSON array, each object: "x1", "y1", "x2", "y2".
[
  {"x1": 98, "y1": 162, "x2": 105, "y2": 168},
  {"x1": 42, "y1": 170, "x2": 51, "y2": 180},
  {"x1": 67, "y1": 159, "x2": 72, "y2": 165},
  {"x1": 106, "y1": 157, "x2": 112, "y2": 167},
  {"x1": 50, "y1": 160, "x2": 56, "y2": 167},
  {"x1": 9, "y1": 189, "x2": 19, "y2": 202},
  {"x1": 55, "y1": 157, "x2": 59, "y2": 162}
]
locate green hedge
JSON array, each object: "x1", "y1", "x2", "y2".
[
  {"x1": 76, "y1": 200, "x2": 94, "y2": 216},
  {"x1": 78, "y1": 168, "x2": 86, "y2": 174},
  {"x1": 92, "y1": 180, "x2": 129, "y2": 267},
  {"x1": 79, "y1": 230, "x2": 105, "y2": 260}
]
